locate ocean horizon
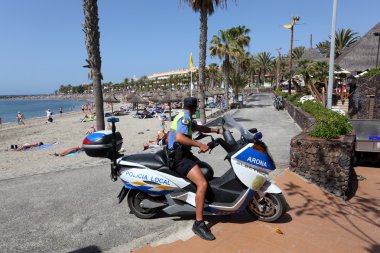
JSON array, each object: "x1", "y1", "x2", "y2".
[{"x1": 0, "y1": 99, "x2": 86, "y2": 124}]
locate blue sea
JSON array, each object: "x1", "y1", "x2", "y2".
[{"x1": 0, "y1": 99, "x2": 86, "y2": 124}]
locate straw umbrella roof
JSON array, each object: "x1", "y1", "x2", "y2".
[
  {"x1": 127, "y1": 94, "x2": 146, "y2": 104},
  {"x1": 104, "y1": 94, "x2": 120, "y2": 104},
  {"x1": 336, "y1": 22, "x2": 380, "y2": 73},
  {"x1": 301, "y1": 48, "x2": 328, "y2": 62},
  {"x1": 160, "y1": 92, "x2": 182, "y2": 103},
  {"x1": 142, "y1": 91, "x2": 154, "y2": 98},
  {"x1": 210, "y1": 88, "x2": 225, "y2": 95},
  {"x1": 104, "y1": 94, "x2": 120, "y2": 113},
  {"x1": 149, "y1": 94, "x2": 162, "y2": 103},
  {"x1": 124, "y1": 93, "x2": 135, "y2": 99},
  {"x1": 204, "y1": 90, "x2": 213, "y2": 97}
]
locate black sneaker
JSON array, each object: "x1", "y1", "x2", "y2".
[{"x1": 192, "y1": 220, "x2": 215, "y2": 241}]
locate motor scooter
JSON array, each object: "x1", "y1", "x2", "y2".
[{"x1": 82, "y1": 114, "x2": 289, "y2": 221}]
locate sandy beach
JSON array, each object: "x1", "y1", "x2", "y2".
[{"x1": 0, "y1": 105, "x2": 222, "y2": 181}]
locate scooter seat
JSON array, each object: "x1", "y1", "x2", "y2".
[{"x1": 120, "y1": 150, "x2": 167, "y2": 170}]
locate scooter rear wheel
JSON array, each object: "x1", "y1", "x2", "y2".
[
  {"x1": 127, "y1": 190, "x2": 162, "y2": 219},
  {"x1": 246, "y1": 193, "x2": 287, "y2": 222}
]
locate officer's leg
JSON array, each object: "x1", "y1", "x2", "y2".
[{"x1": 187, "y1": 164, "x2": 208, "y2": 221}]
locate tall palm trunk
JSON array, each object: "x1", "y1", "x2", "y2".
[
  {"x1": 83, "y1": 0, "x2": 105, "y2": 130},
  {"x1": 198, "y1": 8, "x2": 207, "y2": 124},
  {"x1": 222, "y1": 56, "x2": 230, "y2": 109}
]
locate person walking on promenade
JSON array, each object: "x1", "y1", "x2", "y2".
[{"x1": 17, "y1": 112, "x2": 25, "y2": 125}]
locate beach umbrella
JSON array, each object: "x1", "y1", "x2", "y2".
[
  {"x1": 142, "y1": 91, "x2": 154, "y2": 98},
  {"x1": 149, "y1": 94, "x2": 161, "y2": 102},
  {"x1": 211, "y1": 87, "x2": 225, "y2": 96},
  {"x1": 127, "y1": 94, "x2": 146, "y2": 113},
  {"x1": 104, "y1": 94, "x2": 120, "y2": 113},
  {"x1": 204, "y1": 90, "x2": 213, "y2": 97},
  {"x1": 159, "y1": 92, "x2": 181, "y2": 121}
]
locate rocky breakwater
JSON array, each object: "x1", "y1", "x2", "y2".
[{"x1": 290, "y1": 131, "x2": 355, "y2": 200}]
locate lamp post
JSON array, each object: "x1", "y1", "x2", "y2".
[
  {"x1": 327, "y1": 0, "x2": 338, "y2": 109},
  {"x1": 374, "y1": 32, "x2": 380, "y2": 68},
  {"x1": 275, "y1": 48, "x2": 282, "y2": 89},
  {"x1": 283, "y1": 16, "x2": 300, "y2": 95}
]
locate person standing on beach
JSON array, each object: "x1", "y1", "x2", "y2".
[
  {"x1": 0, "y1": 116, "x2": 2, "y2": 128},
  {"x1": 46, "y1": 109, "x2": 53, "y2": 123},
  {"x1": 17, "y1": 112, "x2": 25, "y2": 125},
  {"x1": 59, "y1": 107, "x2": 63, "y2": 117}
]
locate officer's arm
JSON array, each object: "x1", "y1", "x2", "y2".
[
  {"x1": 193, "y1": 124, "x2": 223, "y2": 134},
  {"x1": 175, "y1": 133, "x2": 202, "y2": 148}
]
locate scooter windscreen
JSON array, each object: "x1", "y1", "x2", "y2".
[{"x1": 223, "y1": 114, "x2": 254, "y2": 141}]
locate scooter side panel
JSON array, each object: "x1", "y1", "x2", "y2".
[
  {"x1": 231, "y1": 144, "x2": 271, "y2": 190},
  {"x1": 119, "y1": 168, "x2": 190, "y2": 196}
]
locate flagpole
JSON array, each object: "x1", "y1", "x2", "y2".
[{"x1": 190, "y1": 70, "x2": 193, "y2": 97}]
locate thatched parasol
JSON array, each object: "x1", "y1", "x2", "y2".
[
  {"x1": 210, "y1": 87, "x2": 225, "y2": 96},
  {"x1": 149, "y1": 94, "x2": 162, "y2": 103},
  {"x1": 142, "y1": 91, "x2": 154, "y2": 98},
  {"x1": 104, "y1": 94, "x2": 120, "y2": 113},
  {"x1": 127, "y1": 94, "x2": 146, "y2": 113},
  {"x1": 159, "y1": 92, "x2": 182, "y2": 121}
]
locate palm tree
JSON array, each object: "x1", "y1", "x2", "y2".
[
  {"x1": 210, "y1": 27, "x2": 249, "y2": 109},
  {"x1": 334, "y1": 28, "x2": 360, "y2": 57},
  {"x1": 181, "y1": 0, "x2": 227, "y2": 124},
  {"x1": 207, "y1": 63, "x2": 221, "y2": 89},
  {"x1": 316, "y1": 28, "x2": 360, "y2": 58},
  {"x1": 83, "y1": 0, "x2": 104, "y2": 130},
  {"x1": 255, "y1": 52, "x2": 274, "y2": 85},
  {"x1": 292, "y1": 46, "x2": 305, "y2": 63},
  {"x1": 316, "y1": 40, "x2": 330, "y2": 57}
]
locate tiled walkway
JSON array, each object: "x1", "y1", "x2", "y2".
[{"x1": 135, "y1": 167, "x2": 380, "y2": 253}]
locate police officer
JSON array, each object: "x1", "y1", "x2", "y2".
[{"x1": 167, "y1": 97, "x2": 223, "y2": 240}]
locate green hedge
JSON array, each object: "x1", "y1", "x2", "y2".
[
  {"x1": 274, "y1": 88, "x2": 352, "y2": 139},
  {"x1": 362, "y1": 68, "x2": 380, "y2": 78},
  {"x1": 300, "y1": 101, "x2": 352, "y2": 139}
]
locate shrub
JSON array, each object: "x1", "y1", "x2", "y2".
[
  {"x1": 362, "y1": 68, "x2": 380, "y2": 78},
  {"x1": 300, "y1": 101, "x2": 352, "y2": 139}
]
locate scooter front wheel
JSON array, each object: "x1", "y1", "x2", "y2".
[
  {"x1": 246, "y1": 193, "x2": 287, "y2": 222},
  {"x1": 127, "y1": 190, "x2": 162, "y2": 219}
]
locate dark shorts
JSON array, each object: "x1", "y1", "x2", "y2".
[{"x1": 173, "y1": 152, "x2": 200, "y2": 178}]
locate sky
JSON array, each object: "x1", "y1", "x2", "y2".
[{"x1": 1, "y1": 0, "x2": 379, "y2": 95}]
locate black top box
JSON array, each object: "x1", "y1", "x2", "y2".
[{"x1": 82, "y1": 130, "x2": 123, "y2": 158}]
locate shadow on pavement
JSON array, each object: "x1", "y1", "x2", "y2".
[
  {"x1": 282, "y1": 172, "x2": 380, "y2": 251},
  {"x1": 68, "y1": 245, "x2": 102, "y2": 253}
]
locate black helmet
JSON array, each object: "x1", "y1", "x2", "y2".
[{"x1": 183, "y1": 97, "x2": 198, "y2": 110}]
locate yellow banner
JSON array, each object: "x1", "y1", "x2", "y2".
[{"x1": 189, "y1": 52, "x2": 193, "y2": 68}]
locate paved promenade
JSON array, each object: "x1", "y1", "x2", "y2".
[{"x1": 135, "y1": 166, "x2": 380, "y2": 253}]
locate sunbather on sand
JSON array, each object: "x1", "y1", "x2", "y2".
[
  {"x1": 143, "y1": 130, "x2": 168, "y2": 150},
  {"x1": 86, "y1": 124, "x2": 96, "y2": 134},
  {"x1": 53, "y1": 146, "x2": 83, "y2": 156},
  {"x1": 16, "y1": 142, "x2": 44, "y2": 151}
]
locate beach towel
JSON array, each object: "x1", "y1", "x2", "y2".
[
  {"x1": 37, "y1": 143, "x2": 55, "y2": 149},
  {"x1": 64, "y1": 150, "x2": 83, "y2": 157}
]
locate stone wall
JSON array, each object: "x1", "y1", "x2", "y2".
[
  {"x1": 284, "y1": 97, "x2": 356, "y2": 200},
  {"x1": 290, "y1": 132, "x2": 355, "y2": 200},
  {"x1": 284, "y1": 100, "x2": 315, "y2": 130},
  {"x1": 349, "y1": 75, "x2": 380, "y2": 119}
]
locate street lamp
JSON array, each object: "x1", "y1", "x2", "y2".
[
  {"x1": 283, "y1": 16, "x2": 300, "y2": 95},
  {"x1": 327, "y1": 0, "x2": 338, "y2": 109},
  {"x1": 374, "y1": 32, "x2": 380, "y2": 68}
]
